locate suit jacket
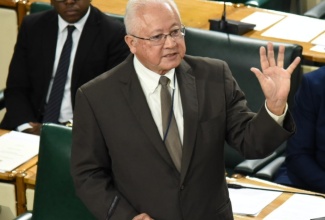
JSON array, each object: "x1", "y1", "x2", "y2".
[
  {"x1": 0, "y1": 6, "x2": 129, "y2": 130},
  {"x1": 283, "y1": 66, "x2": 325, "y2": 193},
  {"x1": 71, "y1": 54, "x2": 295, "y2": 220}
]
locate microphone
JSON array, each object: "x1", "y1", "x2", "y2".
[
  {"x1": 227, "y1": 183, "x2": 325, "y2": 199},
  {"x1": 219, "y1": 1, "x2": 227, "y2": 31},
  {"x1": 209, "y1": 1, "x2": 256, "y2": 35}
]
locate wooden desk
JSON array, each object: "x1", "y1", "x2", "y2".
[
  {"x1": 0, "y1": 129, "x2": 38, "y2": 181},
  {"x1": 16, "y1": 165, "x2": 37, "y2": 214},
  {"x1": 229, "y1": 174, "x2": 325, "y2": 219},
  {"x1": 15, "y1": 170, "x2": 324, "y2": 219},
  {"x1": 0, "y1": 129, "x2": 38, "y2": 216},
  {"x1": 28, "y1": 0, "x2": 325, "y2": 63}
]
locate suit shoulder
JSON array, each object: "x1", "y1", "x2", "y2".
[{"x1": 21, "y1": 10, "x2": 56, "y2": 27}]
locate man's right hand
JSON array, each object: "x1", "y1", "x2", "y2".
[
  {"x1": 132, "y1": 213, "x2": 155, "y2": 220},
  {"x1": 22, "y1": 122, "x2": 42, "y2": 135}
]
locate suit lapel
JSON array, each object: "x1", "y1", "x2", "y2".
[
  {"x1": 119, "y1": 56, "x2": 177, "y2": 170},
  {"x1": 71, "y1": 6, "x2": 99, "y2": 94},
  {"x1": 41, "y1": 12, "x2": 59, "y2": 104},
  {"x1": 176, "y1": 60, "x2": 199, "y2": 184}
]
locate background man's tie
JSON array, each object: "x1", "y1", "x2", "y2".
[
  {"x1": 43, "y1": 25, "x2": 76, "y2": 123},
  {"x1": 159, "y1": 76, "x2": 182, "y2": 172}
]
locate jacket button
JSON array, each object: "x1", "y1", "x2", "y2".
[{"x1": 180, "y1": 185, "x2": 185, "y2": 190}]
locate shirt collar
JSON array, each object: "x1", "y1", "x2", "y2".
[
  {"x1": 58, "y1": 6, "x2": 90, "y2": 32},
  {"x1": 134, "y1": 56, "x2": 176, "y2": 95}
]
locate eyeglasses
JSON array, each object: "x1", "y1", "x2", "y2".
[
  {"x1": 130, "y1": 25, "x2": 186, "y2": 46},
  {"x1": 54, "y1": 0, "x2": 80, "y2": 2}
]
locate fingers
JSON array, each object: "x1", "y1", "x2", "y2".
[
  {"x1": 277, "y1": 45, "x2": 285, "y2": 69},
  {"x1": 267, "y1": 42, "x2": 276, "y2": 67},
  {"x1": 259, "y1": 46, "x2": 268, "y2": 71},
  {"x1": 260, "y1": 42, "x2": 298, "y2": 72},
  {"x1": 250, "y1": 67, "x2": 265, "y2": 82},
  {"x1": 260, "y1": 42, "x2": 276, "y2": 71},
  {"x1": 286, "y1": 56, "x2": 301, "y2": 75}
]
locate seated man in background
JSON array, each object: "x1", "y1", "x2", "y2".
[
  {"x1": 0, "y1": 0, "x2": 130, "y2": 135},
  {"x1": 274, "y1": 66, "x2": 325, "y2": 194},
  {"x1": 71, "y1": 0, "x2": 301, "y2": 219}
]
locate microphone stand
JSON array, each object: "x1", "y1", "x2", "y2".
[{"x1": 209, "y1": 1, "x2": 256, "y2": 35}]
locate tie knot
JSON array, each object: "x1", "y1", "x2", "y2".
[
  {"x1": 67, "y1": 25, "x2": 76, "y2": 35},
  {"x1": 159, "y1": 76, "x2": 170, "y2": 87}
]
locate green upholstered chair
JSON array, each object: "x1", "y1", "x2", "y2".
[
  {"x1": 245, "y1": 0, "x2": 292, "y2": 12},
  {"x1": 106, "y1": 12, "x2": 124, "y2": 23},
  {"x1": 185, "y1": 27, "x2": 303, "y2": 177},
  {"x1": 29, "y1": 2, "x2": 53, "y2": 14},
  {"x1": 210, "y1": 0, "x2": 292, "y2": 12},
  {"x1": 14, "y1": 123, "x2": 95, "y2": 220}
]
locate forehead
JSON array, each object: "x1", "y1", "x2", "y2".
[{"x1": 137, "y1": 2, "x2": 181, "y2": 31}]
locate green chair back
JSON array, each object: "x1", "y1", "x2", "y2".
[
  {"x1": 32, "y1": 123, "x2": 95, "y2": 220},
  {"x1": 29, "y1": 2, "x2": 53, "y2": 14}
]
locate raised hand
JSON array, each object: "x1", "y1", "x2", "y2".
[
  {"x1": 250, "y1": 42, "x2": 301, "y2": 115},
  {"x1": 132, "y1": 213, "x2": 154, "y2": 220}
]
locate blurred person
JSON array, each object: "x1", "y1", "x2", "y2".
[
  {"x1": 0, "y1": 0, "x2": 130, "y2": 135},
  {"x1": 274, "y1": 66, "x2": 325, "y2": 194}
]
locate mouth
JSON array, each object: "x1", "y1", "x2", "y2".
[
  {"x1": 65, "y1": 9, "x2": 78, "y2": 16},
  {"x1": 163, "y1": 52, "x2": 178, "y2": 58}
]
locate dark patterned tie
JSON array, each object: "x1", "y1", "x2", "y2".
[
  {"x1": 159, "y1": 76, "x2": 182, "y2": 172},
  {"x1": 43, "y1": 25, "x2": 76, "y2": 123}
]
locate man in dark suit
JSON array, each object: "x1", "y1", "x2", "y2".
[
  {"x1": 0, "y1": 0, "x2": 129, "y2": 134},
  {"x1": 274, "y1": 66, "x2": 325, "y2": 194},
  {"x1": 71, "y1": 0, "x2": 301, "y2": 219}
]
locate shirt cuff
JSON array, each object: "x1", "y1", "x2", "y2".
[
  {"x1": 16, "y1": 123, "x2": 33, "y2": 132},
  {"x1": 265, "y1": 101, "x2": 288, "y2": 127}
]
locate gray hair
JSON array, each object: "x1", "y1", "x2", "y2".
[{"x1": 124, "y1": 0, "x2": 181, "y2": 35}]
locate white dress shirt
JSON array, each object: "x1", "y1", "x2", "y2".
[
  {"x1": 134, "y1": 56, "x2": 184, "y2": 144},
  {"x1": 48, "y1": 7, "x2": 90, "y2": 123}
]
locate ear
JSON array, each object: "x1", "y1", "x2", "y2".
[{"x1": 124, "y1": 35, "x2": 137, "y2": 54}]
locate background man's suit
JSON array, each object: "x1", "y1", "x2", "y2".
[
  {"x1": 0, "y1": 6, "x2": 129, "y2": 130},
  {"x1": 71, "y1": 55, "x2": 295, "y2": 220},
  {"x1": 275, "y1": 66, "x2": 325, "y2": 193}
]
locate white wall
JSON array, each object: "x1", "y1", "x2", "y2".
[{"x1": 0, "y1": 8, "x2": 17, "y2": 122}]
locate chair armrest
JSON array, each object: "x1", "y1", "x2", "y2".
[
  {"x1": 13, "y1": 211, "x2": 33, "y2": 220},
  {"x1": 254, "y1": 156, "x2": 285, "y2": 181},
  {"x1": 234, "y1": 142, "x2": 286, "y2": 175},
  {"x1": 0, "y1": 88, "x2": 5, "y2": 110},
  {"x1": 304, "y1": 1, "x2": 325, "y2": 19}
]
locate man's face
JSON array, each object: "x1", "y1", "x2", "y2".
[
  {"x1": 51, "y1": 0, "x2": 90, "y2": 23},
  {"x1": 125, "y1": 2, "x2": 186, "y2": 75}
]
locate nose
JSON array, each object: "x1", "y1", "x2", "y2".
[{"x1": 164, "y1": 34, "x2": 176, "y2": 47}]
